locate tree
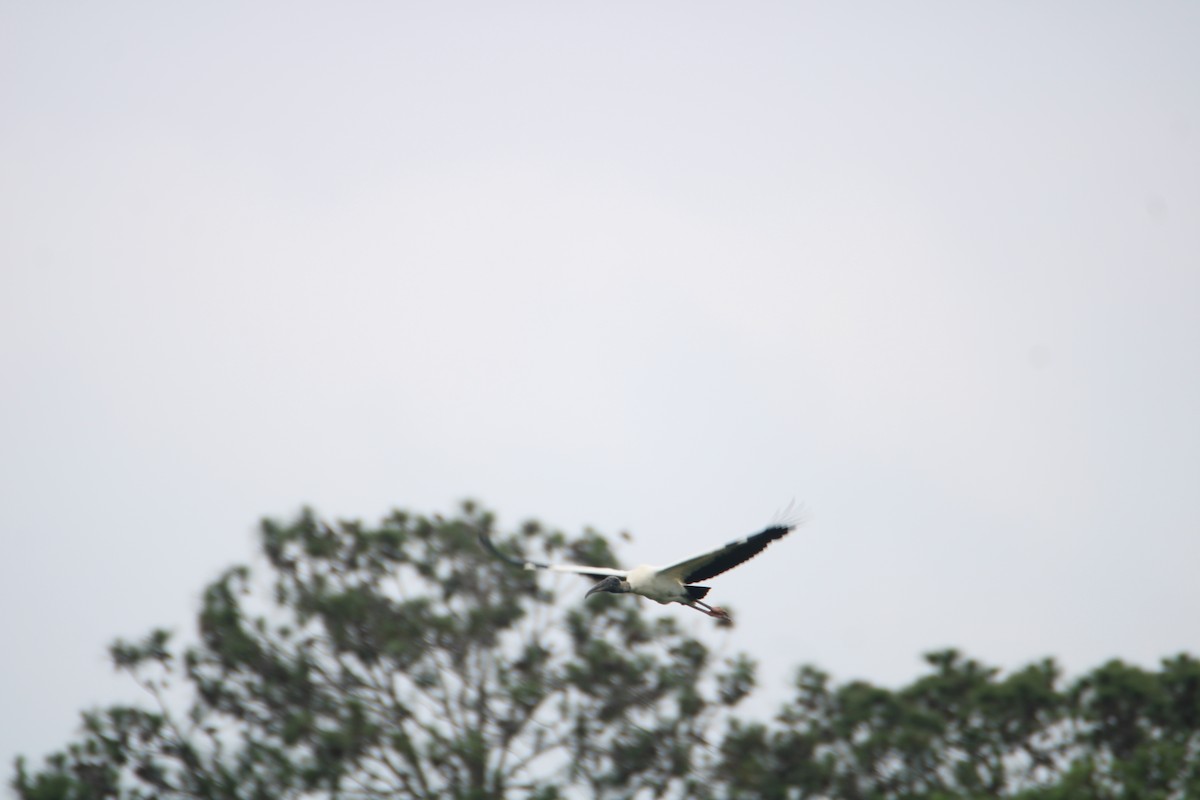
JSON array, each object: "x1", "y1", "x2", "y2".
[
  {"x1": 714, "y1": 650, "x2": 1200, "y2": 799},
  {"x1": 13, "y1": 503, "x2": 753, "y2": 800},
  {"x1": 15, "y1": 502, "x2": 1200, "y2": 799}
]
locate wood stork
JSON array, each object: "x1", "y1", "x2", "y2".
[{"x1": 479, "y1": 521, "x2": 798, "y2": 619}]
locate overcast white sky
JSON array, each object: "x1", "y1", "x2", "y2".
[{"x1": 3, "y1": 1, "x2": 1199, "y2": 776}]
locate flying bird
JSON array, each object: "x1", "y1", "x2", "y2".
[{"x1": 479, "y1": 521, "x2": 798, "y2": 619}]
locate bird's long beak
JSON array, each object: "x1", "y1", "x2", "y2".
[{"x1": 585, "y1": 578, "x2": 613, "y2": 598}]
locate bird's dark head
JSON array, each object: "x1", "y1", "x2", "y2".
[{"x1": 585, "y1": 575, "x2": 628, "y2": 599}]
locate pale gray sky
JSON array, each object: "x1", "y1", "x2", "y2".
[{"x1": 2, "y1": 1, "x2": 1199, "y2": 775}]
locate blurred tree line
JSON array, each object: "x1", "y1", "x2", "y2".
[{"x1": 13, "y1": 503, "x2": 1200, "y2": 799}]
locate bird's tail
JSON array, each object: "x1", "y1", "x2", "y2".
[{"x1": 685, "y1": 585, "x2": 711, "y2": 601}]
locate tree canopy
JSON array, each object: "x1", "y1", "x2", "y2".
[{"x1": 13, "y1": 503, "x2": 1200, "y2": 799}]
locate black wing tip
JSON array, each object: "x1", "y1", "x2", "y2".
[
  {"x1": 771, "y1": 500, "x2": 808, "y2": 531},
  {"x1": 737, "y1": 522, "x2": 798, "y2": 548},
  {"x1": 762, "y1": 510, "x2": 806, "y2": 538},
  {"x1": 477, "y1": 529, "x2": 503, "y2": 556},
  {"x1": 478, "y1": 529, "x2": 546, "y2": 571}
]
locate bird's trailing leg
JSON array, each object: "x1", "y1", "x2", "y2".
[{"x1": 689, "y1": 600, "x2": 730, "y2": 620}]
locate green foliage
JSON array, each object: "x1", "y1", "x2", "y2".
[
  {"x1": 12, "y1": 502, "x2": 1200, "y2": 799},
  {"x1": 13, "y1": 503, "x2": 750, "y2": 800},
  {"x1": 716, "y1": 649, "x2": 1200, "y2": 800}
]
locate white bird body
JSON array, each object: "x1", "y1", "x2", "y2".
[
  {"x1": 480, "y1": 520, "x2": 798, "y2": 619},
  {"x1": 625, "y1": 564, "x2": 688, "y2": 604}
]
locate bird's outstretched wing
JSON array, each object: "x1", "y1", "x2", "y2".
[
  {"x1": 478, "y1": 531, "x2": 627, "y2": 581},
  {"x1": 659, "y1": 524, "x2": 795, "y2": 584}
]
